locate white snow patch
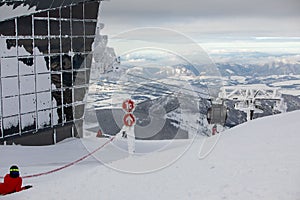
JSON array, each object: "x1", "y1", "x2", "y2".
[{"x1": 0, "y1": 111, "x2": 300, "y2": 199}]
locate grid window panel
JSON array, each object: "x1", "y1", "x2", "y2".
[
  {"x1": 21, "y1": 112, "x2": 36, "y2": 132},
  {"x1": 17, "y1": 16, "x2": 32, "y2": 36},
  {"x1": 20, "y1": 94, "x2": 36, "y2": 114},
  {"x1": 62, "y1": 72, "x2": 73, "y2": 87},
  {"x1": 84, "y1": 2, "x2": 99, "y2": 19},
  {"x1": 61, "y1": 38, "x2": 71, "y2": 53},
  {"x1": 3, "y1": 116, "x2": 19, "y2": 136},
  {"x1": 63, "y1": 88, "x2": 73, "y2": 105},
  {"x1": 61, "y1": 21, "x2": 71, "y2": 36},
  {"x1": 63, "y1": 105, "x2": 73, "y2": 122},
  {"x1": 20, "y1": 75, "x2": 35, "y2": 95},
  {"x1": 85, "y1": 37, "x2": 94, "y2": 52},
  {"x1": 52, "y1": 106, "x2": 62, "y2": 125},
  {"x1": 34, "y1": 20, "x2": 48, "y2": 36},
  {"x1": 1, "y1": 77, "x2": 19, "y2": 97},
  {"x1": 71, "y1": 21, "x2": 84, "y2": 36},
  {"x1": 50, "y1": 20, "x2": 60, "y2": 36},
  {"x1": 2, "y1": 39, "x2": 17, "y2": 57},
  {"x1": 73, "y1": 54, "x2": 85, "y2": 70},
  {"x1": 38, "y1": 109, "x2": 51, "y2": 129},
  {"x1": 61, "y1": 54, "x2": 72, "y2": 70},
  {"x1": 50, "y1": 38, "x2": 61, "y2": 54},
  {"x1": 18, "y1": 39, "x2": 33, "y2": 56},
  {"x1": 34, "y1": 39, "x2": 49, "y2": 55},
  {"x1": 61, "y1": 6, "x2": 70, "y2": 18},
  {"x1": 72, "y1": 37, "x2": 84, "y2": 52},
  {"x1": 1, "y1": 57, "x2": 18, "y2": 77},
  {"x1": 50, "y1": 55, "x2": 61, "y2": 71},
  {"x1": 72, "y1": 3, "x2": 83, "y2": 19},
  {"x1": 37, "y1": 73, "x2": 51, "y2": 92},
  {"x1": 74, "y1": 87, "x2": 86, "y2": 102},
  {"x1": 73, "y1": 70, "x2": 85, "y2": 86},
  {"x1": 2, "y1": 96, "x2": 19, "y2": 117},
  {"x1": 49, "y1": 9, "x2": 60, "y2": 18},
  {"x1": 52, "y1": 90, "x2": 62, "y2": 107},
  {"x1": 19, "y1": 57, "x2": 34, "y2": 75},
  {"x1": 35, "y1": 55, "x2": 50, "y2": 74},
  {"x1": 0, "y1": 20, "x2": 16, "y2": 36},
  {"x1": 37, "y1": 91, "x2": 52, "y2": 110},
  {"x1": 84, "y1": 22, "x2": 97, "y2": 36},
  {"x1": 51, "y1": 73, "x2": 62, "y2": 90}
]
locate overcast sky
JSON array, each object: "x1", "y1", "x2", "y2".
[{"x1": 100, "y1": 0, "x2": 300, "y2": 40}]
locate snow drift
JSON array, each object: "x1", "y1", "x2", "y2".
[{"x1": 0, "y1": 110, "x2": 300, "y2": 200}]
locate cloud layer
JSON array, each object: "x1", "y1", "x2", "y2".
[{"x1": 100, "y1": 0, "x2": 300, "y2": 38}]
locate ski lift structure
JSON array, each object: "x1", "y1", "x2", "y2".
[
  {"x1": 207, "y1": 100, "x2": 228, "y2": 126},
  {"x1": 218, "y1": 85, "x2": 287, "y2": 121}
]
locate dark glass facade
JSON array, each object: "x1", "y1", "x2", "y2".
[{"x1": 0, "y1": 0, "x2": 101, "y2": 145}]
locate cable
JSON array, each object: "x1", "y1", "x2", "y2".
[{"x1": 0, "y1": 136, "x2": 115, "y2": 179}]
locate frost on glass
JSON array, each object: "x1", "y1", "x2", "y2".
[
  {"x1": 20, "y1": 75, "x2": 35, "y2": 95},
  {"x1": 1, "y1": 77, "x2": 18, "y2": 97},
  {"x1": 38, "y1": 110, "x2": 51, "y2": 129},
  {"x1": 20, "y1": 94, "x2": 36, "y2": 114},
  {"x1": 37, "y1": 92, "x2": 52, "y2": 110},
  {"x1": 1, "y1": 57, "x2": 18, "y2": 77},
  {"x1": 19, "y1": 58, "x2": 34, "y2": 75},
  {"x1": 21, "y1": 113, "x2": 36, "y2": 131},
  {"x1": 2, "y1": 97, "x2": 19, "y2": 117},
  {"x1": 0, "y1": 0, "x2": 101, "y2": 140},
  {"x1": 36, "y1": 73, "x2": 51, "y2": 92},
  {"x1": 3, "y1": 116, "x2": 19, "y2": 136},
  {"x1": 35, "y1": 55, "x2": 50, "y2": 74}
]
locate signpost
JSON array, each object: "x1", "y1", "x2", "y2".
[
  {"x1": 122, "y1": 99, "x2": 136, "y2": 127},
  {"x1": 122, "y1": 99, "x2": 136, "y2": 154}
]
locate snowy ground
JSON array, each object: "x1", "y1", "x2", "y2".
[{"x1": 1, "y1": 111, "x2": 300, "y2": 199}]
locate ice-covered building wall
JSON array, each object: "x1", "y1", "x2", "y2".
[{"x1": 0, "y1": 0, "x2": 104, "y2": 145}]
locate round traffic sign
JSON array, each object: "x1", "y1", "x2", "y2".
[
  {"x1": 123, "y1": 113, "x2": 136, "y2": 127},
  {"x1": 122, "y1": 99, "x2": 135, "y2": 113}
]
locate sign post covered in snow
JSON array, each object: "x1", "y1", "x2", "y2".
[{"x1": 122, "y1": 99, "x2": 136, "y2": 154}]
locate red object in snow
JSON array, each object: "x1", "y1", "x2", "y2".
[
  {"x1": 96, "y1": 130, "x2": 102, "y2": 137},
  {"x1": 212, "y1": 125, "x2": 218, "y2": 135},
  {"x1": 122, "y1": 99, "x2": 135, "y2": 113},
  {"x1": 0, "y1": 174, "x2": 23, "y2": 195},
  {"x1": 123, "y1": 113, "x2": 136, "y2": 127}
]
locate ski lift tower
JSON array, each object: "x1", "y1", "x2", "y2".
[{"x1": 218, "y1": 84, "x2": 287, "y2": 121}]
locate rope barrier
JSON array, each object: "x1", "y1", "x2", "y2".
[{"x1": 0, "y1": 136, "x2": 115, "y2": 179}]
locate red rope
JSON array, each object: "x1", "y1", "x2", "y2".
[{"x1": 0, "y1": 137, "x2": 115, "y2": 179}]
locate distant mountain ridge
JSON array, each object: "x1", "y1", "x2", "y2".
[{"x1": 216, "y1": 62, "x2": 300, "y2": 77}]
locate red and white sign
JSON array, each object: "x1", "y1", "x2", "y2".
[
  {"x1": 123, "y1": 113, "x2": 136, "y2": 127},
  {"x1": 122, "y1": 99, "x2": 135, "y2": 113}
]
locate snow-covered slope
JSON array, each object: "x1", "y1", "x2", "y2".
[{"x1": 1, "y1": 111, "x2": 300, "y2": 200}]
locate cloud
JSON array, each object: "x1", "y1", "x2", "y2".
[
  {"x1": 100, "y1": 0, "x2": 300, "y2": 37},
  {"x1": 102, "y1": 0, "x2": 300, "y2": 18}
]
